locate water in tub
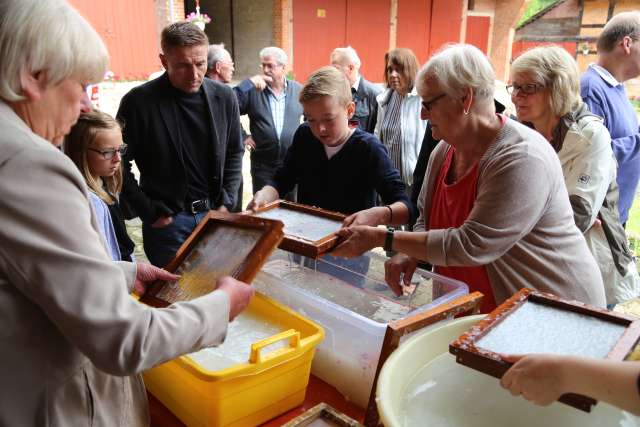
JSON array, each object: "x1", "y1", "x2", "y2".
[
  {"x1": 401, "y1": 352, "x2": 640, "y2": 427},
  {"x1": 187, "y1": 311, "x2": 286, "y2": 371}
]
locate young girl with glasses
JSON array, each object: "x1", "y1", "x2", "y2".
[{"x1": 64, "y1": 110, "x2": 135, "y2": 262}]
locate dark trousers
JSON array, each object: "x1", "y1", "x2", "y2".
[{"x1": 142, "y1": 211, "x2": 208, "y2": 268}]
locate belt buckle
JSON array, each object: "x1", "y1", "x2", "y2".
[{"x1": 190, "y1": 199, "x2": 207, "y2": 214}]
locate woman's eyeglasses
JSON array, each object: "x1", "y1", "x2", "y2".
[
  {"x1": 506, "y1": 83, "x2": 544, "y2": 96},
  {"x1": 88, "y1": 144, "x2": 127, "y2": 160},
  {"x1": 421, "y1": 93, "x2": 447, "y2": 113}
]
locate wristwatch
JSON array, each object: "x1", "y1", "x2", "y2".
[{"x1": 384, "y1": 227, "x2": 395, "y2": 252}]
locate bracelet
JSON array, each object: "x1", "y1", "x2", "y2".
[{"x1": 385, "y1": 205, "x2": 393, "y2": 224}]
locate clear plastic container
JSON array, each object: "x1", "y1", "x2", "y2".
[{"x1": 253, "y1": 250, "x2": 468, "y2": 408}]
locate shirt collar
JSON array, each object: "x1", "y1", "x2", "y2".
[
  {"x1": 590, "y1": 64, "x2": 621, "y2": 87},
  {"x1": 266, "y1": 78, "x2": 288, "y2": 97},
  {"x1": 352, "y1": 75, "x2": 361, "y2": 92}
]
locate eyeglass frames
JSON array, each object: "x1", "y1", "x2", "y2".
[
  {"x1": 88, "y1": 144, "x2": 127, "y2": 160},
  {"x1": 506, "y1": 83, "x2": 545, "y2": 96},
  {"x1": 421, "y1": 93, "x2": 447, "y2": 113}
]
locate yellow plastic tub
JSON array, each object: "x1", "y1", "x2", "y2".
[{"x1": 143, "y1": 292, "x2": 324, "y2": 427}]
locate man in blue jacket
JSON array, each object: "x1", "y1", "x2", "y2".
[
  {"x1": 234, "y1": 47, "x2": 303, "y2": 195},
  {"x1": 581, "y1": 11, "x2": 640, "y2": 225}
]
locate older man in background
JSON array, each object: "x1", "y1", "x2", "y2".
[
  {"x1": 581, "y1": 11, "x2": 640, "y2": 226},
  {"x1": 205, "y1": 43, "x2": 270, "y2": 211},
  {"x1": 234, "y1": 47, "x2": 303, "y2": 196},
  {"x1": 331, "y1": 46, "x2": 382, "y2": 134}
]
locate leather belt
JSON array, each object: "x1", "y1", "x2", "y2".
[{"x1": 187, "y1": 198, "x2": 210, "y2": 214}]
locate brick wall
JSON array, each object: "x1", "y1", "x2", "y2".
[
  {"x1": 273, "y1": 0, "x2": 293, "y2": 71},
  {"x1": 491, "y1": 0, "x2": 527, "y2": 81}
]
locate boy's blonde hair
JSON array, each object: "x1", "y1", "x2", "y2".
[
  {"x1": 299, "y1": 66, "x2": 352, "y2": 107},
  {"x1": 64, "y1": 109, "x2": 123, "y2": 205}
]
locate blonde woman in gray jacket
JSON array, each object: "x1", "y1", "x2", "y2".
[
  {"x1": 510, "y1": 45, "x2": 639, "y2": 306},
  {"x1": 334, "y1": 44, "x2": 606, "y2": 311},
  {"x1": 0, "y1": 1, "x2": 253, "y2": 425}
]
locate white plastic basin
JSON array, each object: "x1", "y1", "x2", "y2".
[{"x1": 377, "y1": 315, "x2": 640, "y2": 427}]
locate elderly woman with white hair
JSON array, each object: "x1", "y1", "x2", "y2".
[
  {"x1": 0, "y1": 0, "x2": 253, "y2": 424},
  {"x1": 333, "y1": 43, "x2": 606, "y2": 312},
  {"x1": 510, "y1": 45, "x2": 639, "y2": 307}
]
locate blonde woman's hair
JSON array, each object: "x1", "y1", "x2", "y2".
[
  {"x1": 64, "y1": 110, "x2": 123, "y2": 205},
  {"x1": 0, "y1": 0, "x2": 108, "y2": 101},
  {"x1": 299, "y1": 66, "x2": 352, "y2": 107},
  {"x1": 511, "y1": 45, "x2": 581, "y2": 117}
]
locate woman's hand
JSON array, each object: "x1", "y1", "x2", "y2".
[
  {"x1": 384, "y1": 254, "x2": 418, "y2": 296},
  {"x1": 342, "y1": 206, "x2": 389, "y2": 227},
  {"x1": 246, "y1": 186, "x2": 279, "y2": 211},
  {"x1": 499, "y1": 354, "x2": 567, "y2": 406},
  {"x1": 217, "y1": 276, "x2": 255, "y2": 321},
  {"x1": 133, "y1": 262, "x2": 180, "y2": 295},
  {"x1": 332, "y1": 226, "x2": 384, "y2": 258}
]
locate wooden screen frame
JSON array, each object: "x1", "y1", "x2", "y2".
[
  {"x1": 282, "y1": 402, "x2": 363, "y2": 427},
  {"x1": 252, "y1": 200, "x2": 346, "y2": 258},
  {"x1": 363, "y1": 292, "x2": 485, "y2": 426},
  {"x1": 449, "y1": 288, "x2": 640, "y2": 412},
  {"x1": 140, "y1": 211, "x2": 284, "y2": 308}
]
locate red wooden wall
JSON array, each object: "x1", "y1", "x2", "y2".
[
  {"x1": 68, "y1": 0, "x2": 160, "y2": 80},
  {"x1": 396, "y1": 0, "x2": 464, "y2": 66},
  {"x1": 346, "y1": 0, "x2": 391, "y2": 82},
  {"x1": 466, "y1": 16, "x2": 491, "y2": 54},
  {"x1": 427, "y1": 0, "x2": 464, "y2": 58},
  {"x1": 511, "y1": 41, "x2": 577, "y2": 60},
  {"x1": 292, "y1": 0, "x2": 464, "y2": 82},
  {"x1": 292, "y1": 0, "x2": 390, "y2": 83},
  {"x1": 396, "y1": 0, "x2": 432, "y2": 64}
]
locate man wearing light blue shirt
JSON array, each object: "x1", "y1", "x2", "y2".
[
  {"x1": 234, "y1": 47, "x2": 303, "y2": 194},
  {"x1": 581, "y1": 11, "x2": 640, "y2": 225}
]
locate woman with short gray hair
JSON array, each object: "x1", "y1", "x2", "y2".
[
  {"x1": 0, "y1": 0, "x2": 253, "y2": 424},
  {"x1": 511, "y1": 45, "x2": 639, "y2": 306},
  {"x1": 333, "y1": 43, "x2": 606, "y2": 312}
]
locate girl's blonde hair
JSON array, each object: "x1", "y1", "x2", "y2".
[{"x1": 64, "y1": 109, "x2": 123, "y2": 205}]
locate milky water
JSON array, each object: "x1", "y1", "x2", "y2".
[
  {"x1": 255, "y1": 208, "x2": 342, "y2": 242},
  {"x1": 476, "y1": 301, "x2": 626, "y2": 358},
  {"x1": 187, "y1": 311, "x2": 285, "y2": 371},
  {"x1": 402, "y1": 352, "x2": 640, "y2": 427},
  {"x1": 155, "y1": 224, "x2": 260, "y2": 302}
]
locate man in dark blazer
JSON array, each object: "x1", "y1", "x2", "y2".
[
  {"x1": 331, "y1": 46, "x2": 382, "y2": 134},
  {"x1": 233, "y1": 46, "x2": 303, "y2": 195},
  {"x1": 117, "y1": 22, "x2": 243, "y2": 267}
]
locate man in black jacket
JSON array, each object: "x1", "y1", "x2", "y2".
[
  {"x1": 117, "y1": 22, "x2": 243, "y2": 267},
  {"x1": 331, "y1": 46, "x2": 382, "y2": 134}
]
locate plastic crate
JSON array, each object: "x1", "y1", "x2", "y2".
[
  {"x1": 142, "y1": 292, "x2": 324, "y2": 427},
  {"x1": 253, "y1": 250, "x2": 468, "y2": 408}
]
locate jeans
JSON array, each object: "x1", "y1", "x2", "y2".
[{"x1": 142, "y1": 211, "x2": 208, "y2": 267}]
